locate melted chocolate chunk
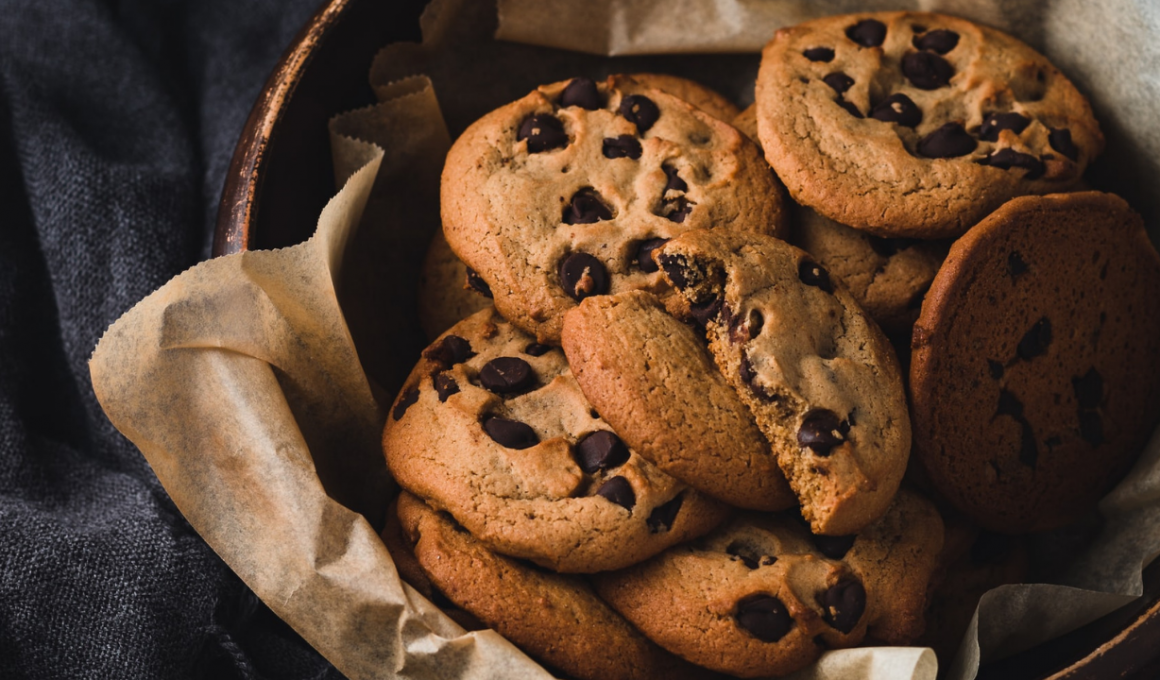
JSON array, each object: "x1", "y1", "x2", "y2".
[
  {"x1": 997, "y1": 389, "x2": 1023, "y2": 418},
  {"x1": 483, "y1": 416, "x2": 539, "y2": 449},
  {"x1": 823, "y1": 72, "x2": 855, "y2": 94},
  {"x1": 575, "y1": 430, "x2": 630, "y2": 474},
  {"x1": 465, "y1": 267, "x2": 493, "y2": 298},
  {"x1": 804, "y1": 47, "x2": 835, "y2": 62},
  {"x1": 869, "y1": 93, "x2": 922, "y2": 128},
  {"x1": 393, "y1": 387, "x2": 420, "y2": 421},
  {"x1": 559, "y1": 253, "x2": 609, "y2": 301},
  {"x1": 798, "y1": 409, "x2": 847, "y2": 456},
  {"x1": 971, "y1": 531, "x2": 1013, "y2": 565},
  {"x1": 479, "y1": 357, "x2": 535, "y2": 394},
  {"x1": 902, "y1": 51, "x2": 955, "y2": 90},
  {"x1": 524, "y1": 343, "x2": 552, "y2": 357},
  {"x1": 1049, "y1": 128, "x2": 1080, "y2": 161},
  {"x1": 836, "y1": 98, "x2": 863, "y2": 118},
  {"x1": 820, "y1": 580, "x2": 866, "y2": 633},
  {"x1": 663, "y1": 196, "x2": 693, "y2": 223},
  {"x1": 563, "y1": 188, "x2": 613, "y2": 224},
  {"x1": 1007, "y1": 251, "x2": 1029, "y2": 279},
  {"x1": 913, "y1": 29, "x2": 959, "y2": 54},
  {"x1": 618, "y1": 95, "x2": 660, "y2": 133},
  {"x1": 657, "y1": 253, "x2": 690, "y2": 289},
  {"x1": 846, "y1": 19, "x2": 887, "y2": 47},
  {"x1": 602, "y1": 135, "x2": 642, "y2": 160},
  {"x1": 980, "y1": 148, "x2": 1045, "y2": 180},
  {"x1": 635, "y1": 238, "x2": 669, "y2": 273},
  {"x1": 1079, "y1": 410, "x2": 1105, "y2": 446},
  {"x1": 813, "y1": 534, "x2": 856, "y2": 560},
  {"x1": 726, "y1": 541, "x2": 767, "y2": 570},
  {"x1": 434, "y1": 373, "x2": 459, "y2": 402},
  {"x1": 1018, "y1": 419, "x2": 1038, "y2": 467},
  {"x1": 988, "y1": 359, "x2": 1005, "y2": 380},
  {"x1": 424, "y1": 335, "x2": 475, "y2": 367},
  {"x1": 646, "y1": 493, "x2": 684, "y2": 533},
  {"x1": 596, "y1": 476, "x2": 636, "y2": 510},
  {"x1": 663, "y1": 164, "x2": 688, "y2": 192},
  {"x1": 1017, "y1": 317, "x2": 1052, "y2": 360},
  {"x1": 735, "y1": 594, "x2": 793, "y2": 642},
  {"x1": 689, "y1": 297, "x2": 724, "y2": 326},
  {"x1": 517, "y1": 114, "x2": 567, "y2": 153},
  {"x1": 917, "y1": 123, "x2": 976, "y2": 158},
  {"x1": 979, "y1": 112, "x2": 1031, "y2": 142},
  {"x1": 560, "y1": 77, "x2": 602, "y2": 110},
  {"x1": 798, "y1": 259, "x2": 834, "y2": 293},
  {"x1": 1073, "y1": 368, "x2": 1104, "y2": 410}
]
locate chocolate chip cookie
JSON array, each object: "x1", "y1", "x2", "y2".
[
  {"x1": 562, "y1": 290, "x2": 795, "y2": 511},
  {"x1": 393, "y1": 491, "x2": 713, "y2": 680},
  {"x1": 441, "y1": 74, "x2": 787, "y2": 344},
  {"x1": 384, "y1": 307, "x2": 728, "y2": 573},
  {"x1": 911, "y1": 191, "x2": 1160, "y2": 533},
  {"x1": 594, "y1": 489, "x2": 943, "y2": 678},
  {"x1": 756, "y1": 11, "x2": 1103, "y2": 238},
  {"x1": 656, "y1": 230, "x2": 911, "y2": 535}
]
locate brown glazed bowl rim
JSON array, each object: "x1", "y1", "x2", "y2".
[{"x1": 212, "y1": 0, "x2": 1160, "y2": 678}]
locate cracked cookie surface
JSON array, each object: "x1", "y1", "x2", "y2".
[
  {"x1": 756, "y1": 11, "x2": 1103, "y2": 238},
  {"x1": 383, "y1": 307, "x2": 728, "y2": 573},
  {"x1": 441, "y1": 74, "x2": 786, "y2": 344},
  {"x1": 911, "y1": 191, "x2": 1160, "y2": 533},
  {"x1": 656, "y1": 230, "x2": 910, "y2": 535}
]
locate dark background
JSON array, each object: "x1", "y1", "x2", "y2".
[{"x1": 0, "y1": 0, "x2": 352, "y2": 677}]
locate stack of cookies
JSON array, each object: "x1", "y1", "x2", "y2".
[{"x1": 383, "y1": 11, "x2": 1160, "y2": 679}]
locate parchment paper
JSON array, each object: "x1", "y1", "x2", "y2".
[{"x1": 89, "y1": 1, "x2": 1160, "y2": 679}]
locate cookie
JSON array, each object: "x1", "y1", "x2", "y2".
[
  {"x1": 791, "y1": 206, "x2": 949, "y2": 338},
  {"x1": 393, "y1": 492, "x2": 712, "y2": 680},
  {"x1": 656, "y1": 230, "x2": 910, "y2": 535},
  {"x1": 630, "y1": 73, "x2": 741, "y2": 123},
  {"x1": 417, "y1": 229, "x2": 492, "y2": 340},
  {"x1": 441, "y1": 74, "x2": 788, "y2": 343},
  {"x1": 383, "y1": 307, "x2": 729, "y2": 573},
  {"x1": 732, "y1": 105, "x2": 758, "y2": 148},
  {"x1": 755, "y1": 11, "x2": 1103, "y2": 238},
  {"x1": 911, "y1": 191, "x2": 1160, "y2": 533},
  {"x1": 562, "y1": 290, "x2": 795, "y2": 511},
  {"x1": 594, "y1": 489, "x2": 943, "y2": 678}
]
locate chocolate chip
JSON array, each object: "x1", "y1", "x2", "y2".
[
  {"x1": 663, "y1": 164, "x2": 687, "y2": 192},
  {"x1": 997, "y1": 389, "x2": 1023, "y2": 418},
  {"x1": 902, "y1": 51, "x2": 955, "y2": 90},
  {"x1": 979, "y1": 113, "x2": 1031, "y2": 142},
  {"x1": 1017, "y1": 317, "x2": 1052, "y2": 360},
  {"x1": 836, "y1": 98, "x2": 863, "y2": 118},
  {"x1": 575, "y1": 430, "x2": 630, "y2": 473},
  {"x1": 563, "y1": 188, "x2": 613, "y2": 224},
  {"x1": 823, "y1": 72, "x2": 855, "y2": 94},
  {"x1": 465, "y1": 268, "x2": 493, "y2": 298},
  {"x1": 1007, "y1": 251, "x2": 1029, "y2": 279},
  {"x1": 970, "y1": 531, "x2": 1012, "y2": 565},
  {"x1": 393, "y1": 387, "x2": 419, "y2": 421},
  {"x1": 804, "y1": 47, "x2": 835, "y2": 62},
  {"x1": 618, "y1": 94, "x2": 660, "y2": 133},
  {"x1": 726, "y1": 541, "x2": 765, "y2": 570},
  {"x1": 798, "y1": 409, "x2": 847, "y2": 456},
  {"x1": 602, "y1": 135, "x2": 642, "y2": 160},
  {"x1": 988, "y1": 359, "x2": 1005, "y2": 380},
  {"x1": 1079, "y1": 410, "x2": 1105, "y2": 446},
  {"x1": 869, "y1": 93, "x2": 922, "y2": 128},
  {"x1": 744, "y1": 309, "x2": 764, "y2": 339},
  {"x1": 689, "y1": 297, "x2": 724, "y2": 326},
  {"x1": 635, "y1": 238, "x2": 669, "y2": 273},
  {"x1": 517, "y1": 114, "x2": 567, "y2": 153},
  {"x1": 647, "y1": 493, "x2": 684, "y2": 533},
  {"x1": 560, "y1": 77, "x2": 601, "y2": 110},
  {"x1": 1018, "y1": 419, "x2": 1038, "y2": 467},
  {"x1": 846, "y1": 19, "x2": 887, "y2": 47},
  {"x1": 913, "y1": 29, "x2": 959, "y2": 54},
  {"x1": 820, "y1": 580, "x2": 866, "y2": 633},
  {"x1": 1073, "y1": 368, "x2": 1103, "y2": 410},
  {"x1": 424, "y1": 335, "x2": 476, "y2": 367},
  {"x1": 917, "y1": 123, "x2": 976, "y2": 158},
  {"x1": 434, "y1": 373, "x2": 459, "y2": 402},
  {"x1": 735, "y1": 594, "x2": 793, "y2": 642},
  {"x1": 1049, "y1": 128, "x2": 1080, "y2": 161},
  {"x1": 483, "y1": 416, "x2": 539, "y2": 449},
  {"x1": 979, "y1": 148, "x2": 1045, "y2": 180},
  {"x1": 524, "y1": 343, "x2": 552, "y2": 357},
  {"x1": 663, "y1": 197, "x2": 693, "y2": 223},
  {"x1": 559, "y1": 252, "x2": 609, "y2": 301},
  {"x1": 596, "y1": 476, "x2": 635, "y2": 510},
  {"x1": 480, "y1": 357, "x2": 535, "y2": 394},
  {"x1": 798, "y1": 259, "x2": 834, "y2": 293},
  {"x1": 813, "y1": 534, "x2": 856, "y2": 560},
  {"x1": 657, "y1": 253, "x2": 690, "y2": 289}
]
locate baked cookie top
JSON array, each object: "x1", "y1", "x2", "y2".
[
  {"x1": 393, "y1": 491, "x2": 713, "y2": 680},
  {"x1": 756, "y1": 11, "x2": 1103, "y2": 238},
  {"x1": 441, "y1": 74, "x2": 787, "y2": 344},
  {"x1": 656, "y1": 230, "x2": 910, "y2": 535},
  {"x1": 911, "y1": 192, "x2": 1160, "y2": 533},
  {"x1": 384, "y1": 307, "x2": 728, "y2": 573}
]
